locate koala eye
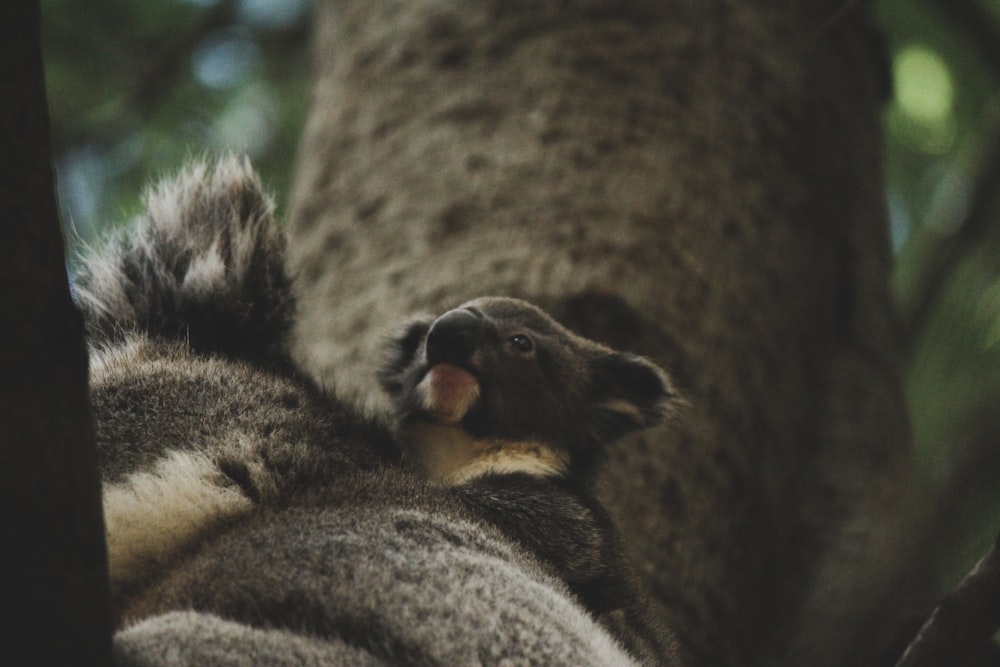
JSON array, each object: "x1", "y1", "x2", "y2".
[{"x1": 507, "y1": 333, "x2": 534, "y2": 354}]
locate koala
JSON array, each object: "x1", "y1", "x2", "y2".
[
  {"x1": 379, "y1": 298, "x2": 677, "y2": 663},
  {"x1": 75, "y1": 157, "x2": 385, "y2": 596},
  {"x1": 75, "y1": 155, "x2": 682, "y2": 666},
  {"x1": 379, "y1": 297, "x2": 673, "y2": 486}
]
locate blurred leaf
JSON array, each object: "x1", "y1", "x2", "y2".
[
  {"x1": 877, "y1": 0, "x2": 1000, "y2": 597},
  {"x1": 42, "y1": 0, "x2": 312, "y2": 248}
]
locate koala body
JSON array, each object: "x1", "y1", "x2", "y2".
[
  {"x1": 380, "y1": 298, "x2": 676, "y2": 662},
  {"x1": 76, "y1": 156, "x2": 681, "y2": 666}
]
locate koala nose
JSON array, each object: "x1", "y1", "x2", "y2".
[{"x1": 426, "y1": 308, "x2": 481, "y2": 365}]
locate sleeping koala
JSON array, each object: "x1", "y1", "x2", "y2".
[
  {"x1": 379, "y1": 297, "x2": 677, "y2": 663},
  {"x1": 78, "y1": 156, "x2": 682, "y2": 666}
]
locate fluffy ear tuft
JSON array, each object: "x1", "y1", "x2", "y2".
[
  {"x1": 589, "y1": 352, "x2": 676, "y2": 443},
  {"x1": 377, "y1": 317, "x2": 433, "y2": 396},
  {"x1": 73, "y1": 154, "x2": 294, "y2": 365}
]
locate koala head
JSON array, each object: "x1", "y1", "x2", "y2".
[{"x1": 379, "y1": 297, "x2": 675, "y2": 485}]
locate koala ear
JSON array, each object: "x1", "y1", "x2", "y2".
[
  {"x1": 74, "y1": 155, "x2": 293, "y2": 365},
  {"x1": 589, "y1": 352, "x2": 675, "y2": 442},
  {"x1": 377, "y1": 317, "x2": 433, "y2": 396}
]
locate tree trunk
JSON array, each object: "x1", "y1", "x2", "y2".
[
  {"x1": 288, "y1": 1, "x2": 926, "y2": 664},
  {"x1": 0, "y1": 3, "x2": 113, "y2": 665}
]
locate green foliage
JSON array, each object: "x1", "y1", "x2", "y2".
[
  {"x1": 42, "y1": 0, "x2": 311, "y2": 247},
  {"x1": 878, "y1": 0, "x2": 1000, "y2": 588}
]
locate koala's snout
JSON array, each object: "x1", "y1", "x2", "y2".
[{"x1": 426, "y1": 308, "x2": 481, "y2": 365}]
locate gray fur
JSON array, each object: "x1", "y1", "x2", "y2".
[
  {"x1": 115, "y1": 612, "x2": 391, "y2": 667},
  {"x1": 380, "y1": 297, "x2": 675, "y2": 482},
  {"x1": 120, "y1": 507, "x2": 642, "y2": 666},
  {"x1": 379, "y1": 298, "x2": 679, "y2": 664},
  {"x1": 75, "y1": 155, "x2": 293, "y2": 366},
  {"x1": 79, "y1": 158, "x2": 679, "y2": 666}
]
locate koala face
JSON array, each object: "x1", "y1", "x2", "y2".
[{"x1": 380, "y1": 297, "x2": 674, "y2": 482}]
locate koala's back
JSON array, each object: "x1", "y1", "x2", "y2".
[
  {"x1": 119, "y1": 502, "x2": 644, "y2": 666},
  {"x1": 90, "y1": 340, "x2": 375, "y2": 484}
]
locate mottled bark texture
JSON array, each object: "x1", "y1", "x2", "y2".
[
  {"x1": 288, "y1": 1, "x2": 924, "y2": 665},
  {"x1": 0, "y1": 2, "x2": 113, "y2": 665}
]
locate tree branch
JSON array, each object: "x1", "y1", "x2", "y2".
[
  {"x1": 894, "y1": 533, "x2": 1000, "y2": 667},
  {"x1": 0, "y1": 2, "x2": 112, "y2": 664}
]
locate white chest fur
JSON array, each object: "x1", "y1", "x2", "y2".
[{"x1": 400, "y1": 421, "x2": 569, "y2": 486}]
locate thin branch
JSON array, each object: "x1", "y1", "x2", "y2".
[{"x1": 894, "y1": 532, "x2": 1000, "y2": 667}]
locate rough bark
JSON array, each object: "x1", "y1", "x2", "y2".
[
  {"x1": 0, "y1": 2, "x2": 113, "y2": 665},
  {"x1": 288, "y1": 1, "x2": 926, "y2": 664}
]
